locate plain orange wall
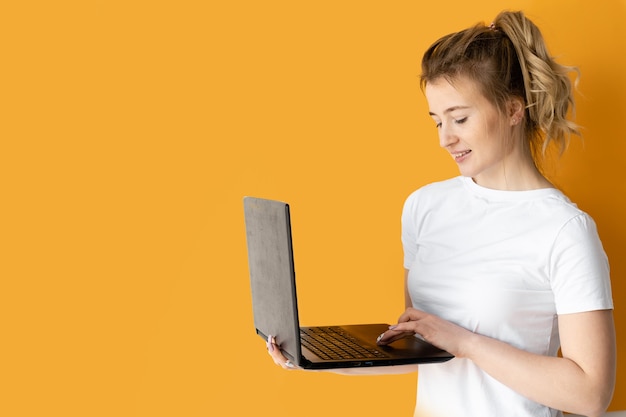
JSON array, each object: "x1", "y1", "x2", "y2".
[{"x1": 3, "y1": 1, "x2": 625, "y2": 416}]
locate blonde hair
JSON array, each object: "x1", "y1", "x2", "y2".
[{"x1": 420, "y1": 10, "x2": 580, "y2": 167}]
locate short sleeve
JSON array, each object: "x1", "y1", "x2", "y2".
[{"x1": 549, "y1": 214, "x2": 613, "y2": 314}]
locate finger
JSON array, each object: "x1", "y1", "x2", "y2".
[
  {"x1": 267, "y1": 335, "x2": 282, "y2": 353},
  {"x1": 376, "y1": 328, "x2": 415, "y2": 345},
  {"x1": 389, "y1": 322, "x2": 418, "y2": 333},
  {"x1": 266, "y1": 336, "x2": 298, "y2": 369},
  {"x1": 267, "y1": 335, "x2": 286, "y2": 363},
  {"x1": 398, "y1": 307, "x2": 425, "y2": 323},
  {"x1": 266, "y1": 335, "x2": 274, "y2": 352}
]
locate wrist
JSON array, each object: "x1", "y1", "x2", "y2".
[{"x1": 458, "y1": 329, "x2": 482, "y2": 359}]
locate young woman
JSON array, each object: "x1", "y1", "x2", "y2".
[{"x1": 267, "y1": 10, "x2": 615, "y2": 417}]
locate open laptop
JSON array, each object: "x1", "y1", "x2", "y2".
[{"x1": 243, "y1": 196, "x2": 453, "y2": 369}]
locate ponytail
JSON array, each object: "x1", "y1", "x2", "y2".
[{"x1": 493, "y1": 11, "x2": 580, "y2": 156}]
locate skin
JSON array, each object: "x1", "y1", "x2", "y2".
[{"x1": 267, "y1": 76, "x2": 616, "y2": 416}]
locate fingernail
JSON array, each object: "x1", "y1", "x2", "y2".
[
  {"x1": 267, "y1": 335, "x2": 274, "y2": 352},
  {"x1": 376, "y1": 333, "x2": 385, "y2": 342},
  {"x1": 388, "y1": 325, "x2": 397, "y2": 330}
]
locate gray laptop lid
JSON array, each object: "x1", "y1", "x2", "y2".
[{"x1": 243, "y1": 196, "x2": 302, "y2": 364}]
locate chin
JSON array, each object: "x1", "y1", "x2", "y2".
[{"x1": 457, "y1": 167, "x2": 477, "y2": 178}]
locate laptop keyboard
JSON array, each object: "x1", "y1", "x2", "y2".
[{"x1": 300, "y1": 326, "x2": 388, "y2": 360}]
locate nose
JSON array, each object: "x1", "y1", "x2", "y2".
[{"x1": 438, "y1": 124, "x2": 458, "y2": 149}]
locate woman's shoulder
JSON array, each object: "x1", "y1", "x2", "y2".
[
  {"x1": 402, "y1": 177, "x2": 466, "y2": 218},
  {"x1": 540, "y1": 188, "x2": 592, "y2": 223},
  {"x1": 405, "y1": 176, "x2": 464, "y2": 202}
]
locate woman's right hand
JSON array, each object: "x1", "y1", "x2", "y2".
[{"x1": 266, "y1": 335, "x2": 301, "y2": 370}]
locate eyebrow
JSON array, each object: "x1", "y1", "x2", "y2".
[{"x1": 428, "y1": 106, "x2": 471, "y2": 117}]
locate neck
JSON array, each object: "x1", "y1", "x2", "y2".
[
  {"x1": 472, "y1": 171, "x2": 553, "y2": 191},
  {"x1": 473, "y1": 142, "x2": 553, "y2": 191}
]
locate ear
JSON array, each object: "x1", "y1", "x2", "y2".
[{"x1": 508, "y1": 97, "x2": 525, "y2": 126}]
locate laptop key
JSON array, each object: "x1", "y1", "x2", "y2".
[{"x1": 301, "y1": 327, "x2": 387, "y2": 360}]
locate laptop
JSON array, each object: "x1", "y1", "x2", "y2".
[{"x1": 243, "y1": 196, "x2": 453, "y2": 369}]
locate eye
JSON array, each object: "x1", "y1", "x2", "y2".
[
  {"x1": 455, "y1": 117, "x2": 468, "y2": 124},
  {"x1": 435, "y1": 122, "x2": 442, "y2": 129}
]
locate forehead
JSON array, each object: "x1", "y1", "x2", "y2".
[{"x1": 424, "y1": 76, "x2": 489, "y2": 114}]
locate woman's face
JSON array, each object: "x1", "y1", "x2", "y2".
[{"x1": 425, "y1": 76, "x2": 519, "y2": 189}]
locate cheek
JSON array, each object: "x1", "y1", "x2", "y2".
[{"x1": 478, "y1": 117, "x2": 507, "y2": 151}]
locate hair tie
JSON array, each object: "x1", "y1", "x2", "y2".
[{"x1": 489, "y1": 22, "x2": 499, "y2": 32}]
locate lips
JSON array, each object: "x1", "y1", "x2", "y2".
[{"x1": 452, "y1": 150, "x2": 471, "y2": 161}]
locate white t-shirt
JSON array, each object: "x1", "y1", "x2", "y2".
[{"x1": 402, "y1": 176, "x2": 613, "y2": 417}]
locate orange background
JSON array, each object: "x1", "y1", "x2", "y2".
[{"x1": 2, "y1": 1, "x2": 625, "y2": 416}]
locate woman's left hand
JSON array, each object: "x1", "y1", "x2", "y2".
[{"x1": 376, "y1": 307, "x2": 475, "y2": 358}]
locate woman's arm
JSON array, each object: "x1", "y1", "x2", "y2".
[
  {"x1": 469, "y1": 310, "x2": 616, "y2": 417},
  {"x1": 380, "y1": 308, "x2": 616, "y2": 417}
]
